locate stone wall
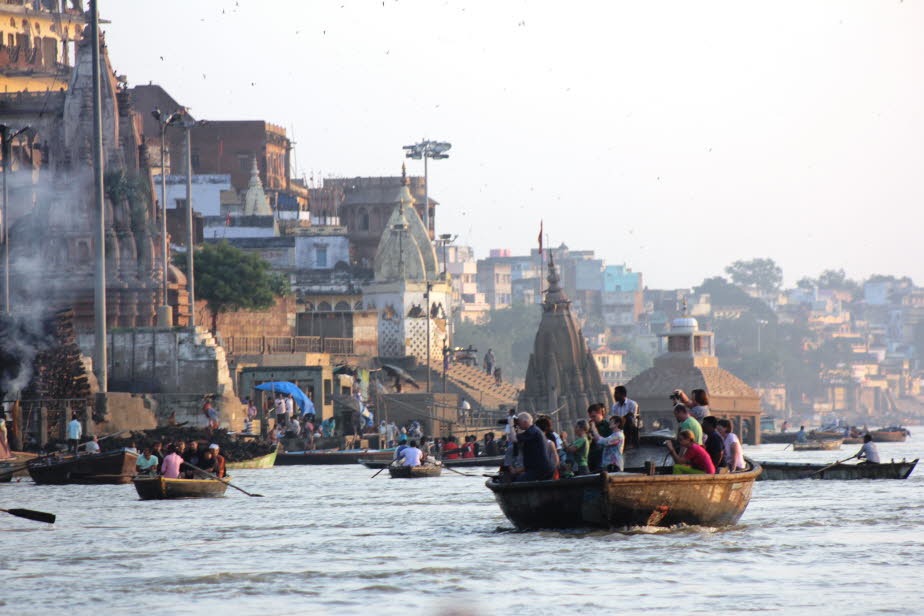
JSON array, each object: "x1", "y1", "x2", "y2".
[{"x1": 197, "y1": 296, "x2": 296, "y2": 340}]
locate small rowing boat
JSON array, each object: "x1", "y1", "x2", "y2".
[
  {"x1": 360, "y1": 454, "x2": 504, "y2": 469},
  {"x1": 757, "y1": 459, "x2": 917, "y2": 481},
  {"x1": 793, "y1": 439, "x2": 842, "y2": 451},
  {"x1": 27, "y1": 448, "x2": 138, "y2": 485},
  {"x1": 133, "y1": 475, "x2": 231, "y2": 499},
  {"x1": 276, "y1": 448, "x2": 396, "y2": 465},
  {"x1": 486, "y1": 460, "x2": 762, "y2": 530},
  {"x1": 226, "y1": 450, "x2": 278, "y2": 470},
  {"x1": 871, "y1": 430, "x2": 908, "y2": 443},
  {"x1": 388, "y1": 464, "x2": 442, "y2": 478}
]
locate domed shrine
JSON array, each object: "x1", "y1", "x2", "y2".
[{"x1": 624, "y1": 307, "x2": 763, "y2": 443}]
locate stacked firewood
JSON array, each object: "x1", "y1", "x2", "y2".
[{"x1": 22, "y1": 308, "x2": 92, "y2": 401}]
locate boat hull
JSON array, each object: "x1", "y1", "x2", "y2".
[
  {"x1": 276, "y1": 449, "x2": 395, "y2": 465},
  {"x1": 225, "y1": 450, "x2": 277, "y2": 470},
  {"x1": 757, "y1": 459, "x2": 917, "y2": 480},
  {"x1": 27, "y1": 449, "x2": 138, "y2": 485},
  {"x1": 389, "y1": 465, "x2": 443, "y2": 478},
  {"x1": 133, "y1": 475, "x2": 231, "y2": 499},
  {"x1": 871, "y1": 431, "x2": 907, "y2": 442},
  {"x1": 761, "y1": 432, "x2": 798, "y2": 444},
  {"x1": 486, "y1": 462, "x2": 762, "y2": 530},
  {"x1": 793, "y1": 440, "x2": 842, "y2": 451}
]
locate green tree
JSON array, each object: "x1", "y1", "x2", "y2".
[
  {"x1": 173, "y1": 241, "x2": 290, "y2": 334},
  {"x1": 724, "y1": 258, "x2": 783, "y2": 294}
]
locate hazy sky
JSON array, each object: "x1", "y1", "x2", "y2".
[{"x1": 103, "y1": 1, "x2": 924, "y2": 289}]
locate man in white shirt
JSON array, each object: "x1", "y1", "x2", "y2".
[
  {"x1": 274, "y1": 394, "x2": 286, "y2": 427},
  {"x1": 856, "y1": 434, "x2": 881, "y2": 464},
  {"x1": 401, "y1": 441, "x2": 423, "y2": 466},
  {"x1": 611, "y1": 386, "x2": 640, "y2": 448},
  {"x1": 67, "y1": 414, "x2": 82, "y2": 453},
  {"x1": 285, "y1": 395, "x2": 295, "y2": 421}
]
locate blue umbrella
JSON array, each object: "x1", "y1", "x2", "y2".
[{"x1": 254, "y1": 381, "x2": 315, "y2": 415}]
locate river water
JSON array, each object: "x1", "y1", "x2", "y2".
[{"x1": 2, "y1": 434, "x2": 922, "y2": 616}]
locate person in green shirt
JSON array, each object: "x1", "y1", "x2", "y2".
[
  {"x1": 673, "y1": 404, "x2": 703, "y2": 445},
  {"x1": 566, "y1": 420, "x2": 591, "y2": 475},
  {"x1": 586, "y1": 403, "x2": 611, "y2": 471}
]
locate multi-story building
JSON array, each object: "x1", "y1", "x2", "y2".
[
  {"x1": 602, "y1": 264, "x2": 643, "y2": 335},
  {"x1": 477, "y1": 259, "x2": 511, "y2": 310}
]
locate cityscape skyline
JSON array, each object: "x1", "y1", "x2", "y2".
[{"x1": 103, "y1": 1, "x2": 924, "y2": 289}]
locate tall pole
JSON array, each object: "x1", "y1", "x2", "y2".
[
  {"x1": 423, "y1": 153, "x2": 429, "y2": 238},
  {"x1": 90, "y1": 0, "x2": 107, "y2": 391},
  {"x1": 426, "y1": 281, "x2": 432, "y2": 393},
  {"x1": 159, "y1": 123, "x2": 170, "y2": 324},
  {"x1": 1, "y1": 125, "x2": 9, "y2": 314},
  {"x1": 185, "y1": 125, "x2": 195, "y2": 328}
]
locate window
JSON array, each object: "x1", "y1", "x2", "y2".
[
  {"x1": 359, "y1": 209, "x2": 369, "y2": 231},
  {"x1": 191, "y1": 150, "x2": 200, "y2": 172},
  {"x1": 315, "y1": 245, "x2": 327, "y2": 268},
  {"x1": 238, "y1": 154, "x2": 249, "y2": 172}
]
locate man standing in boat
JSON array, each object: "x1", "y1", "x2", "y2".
[
  {"x1": 508, "y1": 412, "x2": 554, "y2": 482},
  {"x1": 67, "y1": 413, "x2": 82, "y2": 454},
  {"x1": 611, "y1": 386, "x2": 640, "y2": 449},
  {"x1": 856, "y1": 434, "x2": 881, "y2": 464}
]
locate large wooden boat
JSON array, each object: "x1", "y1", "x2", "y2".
[
  {"x1": 761, "y1": 432, "x2": 798, "y2": 444},
  {"x1": 275, "y1": 448, "x2": 396, "y2": 465},
  {"x1": 793, "y1": 439, "x2": 842, "y2": 451},
  {"x1": 0, "y1": 461, "x2": 14, "y2": 482},
  {"x1": 871, "y1": 430, "x2": 908, "y2": 443},
  {"x1": 0, "y1": 451, "x2": 37, "y2": 481},
  {"x1": 757, "y1": 459, "x2": 917, "y2": 481},
  {"x1": 486, "y1": 460, "x2": 762, "y2": 530},
  {"x1": 360, "y1": 454, "x2": 504, "y2": 469},
  {"x1": 388, "y1": 464, "x2": 443, "y2": 478},
  {"x1": 133, "y1": 475, "x2": 231, "y2": 499},
  {"x1": 27, "y1": 449, "x2": 138, "y2": 485},
  {"x1": 225, "y1": 450, "x2": 278, "y2": 470}
]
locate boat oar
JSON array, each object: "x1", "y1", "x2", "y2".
[
  {"x1": 443, "y1": 464, "x2": 480, "y2": 478},
  {"x1": 371, "y1": 457, "x2": 404, "y2": 478},
  {"x1": 782, "y1": 443, "x2": 792, "y2": 451},
  {"x1": 183, "y1": 462, "x2": 264, "y2": 497},
  {"x1": 1, "y1": 507, "x2": 56, "y2": 524},
  {"x1": 804, "y1": 454, "x2": 857, "y2": 478}
]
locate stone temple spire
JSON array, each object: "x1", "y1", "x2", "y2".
[
  {"x1": 543, "y1": 252, "x2": 570, "y2": 311},
  {"x1": 242, "y1": 158, "x2": 273, "y2": 216}
]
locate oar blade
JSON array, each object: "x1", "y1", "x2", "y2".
[{"x1": 4, "y1": 508, "x2": 56, "y2": 524}]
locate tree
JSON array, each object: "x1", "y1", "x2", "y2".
[
  {"x1": 724, "y1": 258, "x2": 783, "y2": 294},
  {"x1": 817, "y1": 269, "x2": 859, "y2": 295},
  {"x1": 452, "y1": 304, "x2": 541, "y2": 382},
  {"x1": 173, "y1": 241, "x2": 290, "y2": 334}
]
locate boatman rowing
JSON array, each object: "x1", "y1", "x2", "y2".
[{"x1": 856, "y1": 434, "x2": 880, "y2": 464}]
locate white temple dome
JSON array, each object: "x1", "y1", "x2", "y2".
[{"x1": 671, "y1": 316, "x2": 699, "y2": 333}]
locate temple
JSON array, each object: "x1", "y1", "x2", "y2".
[
  {"x1": 624, "y1": 306, "x2": 763, "y2": 444},
  {"x1": 519, "y1": 254, "x2": 612, "y2": 426}
]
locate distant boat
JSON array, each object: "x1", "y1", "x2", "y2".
[
  {"x1": 275, "y1": 448, "x2": 395, "y2": 465},
  {"x1": 133, "y1": 475, "x2": 231, "y2": 499},
  {"x1": 360, "y1": 455, "x2": 504, "y2": 469},
  {"x1": 225, "y1": 450, "x2": 278, "y2": 470},
  {"x1": 793, "y1": 440, "x2": 842, "y2": 451},
  {"x1": 757, "y1": 459, "x2": 917, "y2": 481},
  {"x1": 761, "y1": 432, "x2": 798, "y2": 444},
  {"x1": 871, "y1": 429, "x2": 908, "y2": 443},
  {"x1": 27, "y1": 449, "x2": 138, "y2": 485},
  {"x1": 486, "y1": 460, "x2": 762, "y2": 530},
  {"x1": 388, "y1": 464, "x2": 443, "y2": 478}
]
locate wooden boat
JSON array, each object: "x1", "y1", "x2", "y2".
[
  {"x1": 0, "y1": 451, "x2": 37, "y2": 481},
  {"x1": 761, "y1": 432, "x2": 798, "y2": 444},
  {"x1": 486, "y1": 460, "x2": 762, "y2": 530},
  {"x1": 388, "y1": 464, "x2": 443, "y2": 478},
  {"x1": 811, "y1": 431, "x2": 847, "y2": 440},
  {"x1": 275, "y1": 448, "x2": 396, "y2": 465},
  {"x1": 871, "y1": 430, "x2": 907, "y2": 442},
  {"x1": 360, "y1": 454, "x2": 504, "y2": 469},
  {"x1": 133, "y1": 475, "x2": 231, "y2": 499},
  {"x1": 225, "y1": 450, "x2": 278, "y2": 470},
  {"x1": 27, "y1": 448, "x2": 139, "y2": 485},
  {"x1": 0, "y1": 461, "x2": 14, "y2": 482},
  {"x1": 757, "y1": 459, "x2": 917, "y2": 481},
  {"x1": 793, "y1": 439, "x2": 842, "y2": 451}
]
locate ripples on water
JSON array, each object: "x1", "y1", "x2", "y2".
[{"x1": 1, "y1": 436, "x2": 922, "y2": 615}]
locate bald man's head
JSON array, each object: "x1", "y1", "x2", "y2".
[{"x1": 516, "y1": 412, "x2": 533, "y2": 428}]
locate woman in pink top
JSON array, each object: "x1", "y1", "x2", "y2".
[{"x1": 160, "y1": 444, "x2": 184, "y2": 479}]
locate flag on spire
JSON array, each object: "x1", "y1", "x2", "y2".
[{"x1": 538, "y1": 220, "x2": 544, "y2": 255}]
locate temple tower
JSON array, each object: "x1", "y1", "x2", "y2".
[{"x1": 519, "y1": 254, "x2": 612, "y2": 426}]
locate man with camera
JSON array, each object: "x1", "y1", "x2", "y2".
[{"x1": 507, "y1": 411, "x2": 555, "y2": 482}]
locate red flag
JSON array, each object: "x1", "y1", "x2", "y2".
[
  {"x1": 225, "y1": 213, "x2": 231, "y2": 226},
  {"x1": 538, "y1": 220, "x2": 543, "y2": 254},
  {"x1": 218, "y1": 139, "x2": 223, "y2": 156}
]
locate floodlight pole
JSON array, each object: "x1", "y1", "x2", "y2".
[{"x1": 90, "y1": 0, "x2": 107, "y2": 391}]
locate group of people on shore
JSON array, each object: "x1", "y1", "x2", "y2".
[{"x1": 135, "y1": 440, "x2": 227, "y2": 480}]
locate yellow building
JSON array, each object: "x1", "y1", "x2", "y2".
[{"x1": 0, "y1": 1, "x2": 87, "y2": 93}]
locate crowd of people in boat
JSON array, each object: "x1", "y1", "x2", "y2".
[
  {"x1": 494, "y1": 386, "x2": 754, "y2": 482},
  {"x1": 134, "y1": 440, "x2": 228, "y2": 480}
]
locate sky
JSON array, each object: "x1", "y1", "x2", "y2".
[{"x1": 102, "y1": 1, "x2": 924, "y2": 289}]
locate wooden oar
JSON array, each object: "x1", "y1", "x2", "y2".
[
  {"x1": 443, "y1": 464, "x2": 480, "y2": 477},
  {"x1": 782, "y1": 443, "x2": 792, "y2": 451},
  {"x1": 183, "y1": 462, "x2": 264, "y2": 497},
  {"x1": 372, "y1": 457, "x2": 404, "y2": 478},
  {"x1": 804, "y1": 454, "x2": 857, "y2": 478},
  {"x1": 1, "y1": 507, "x2": 56, "y2": 524}
]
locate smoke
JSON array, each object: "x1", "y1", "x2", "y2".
[{"x1": 0, "y1": 313, "x2": 57, "y2": 402}]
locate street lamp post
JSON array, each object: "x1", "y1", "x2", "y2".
[
  {"x1": 757, "y1": 319, "x2": 769, "y2": 353},
  {"x1": 425, "y1": 280, "x2": 432, "y2": 393},
  {"x1": 175, "y1": 111, "x2": 206, "y2": 329},
  {"x1": 90, "y1": 0, "x2": 107, "y2": 392},
  {"x1": 402, "y1": 140, "x2": 451, "y2": 237},
  {"x1": 151, "y1": 108, "x2": 182, "y2": 326},
  {"x1": 434, "y1": 233, "x2": 457, "y2": 393},
  {"x1": 0, "y1": 124, "x2": 28, "y2": 314}
]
